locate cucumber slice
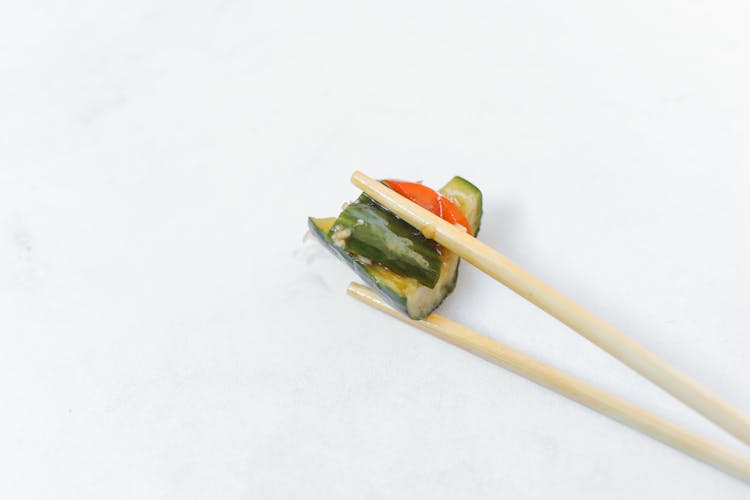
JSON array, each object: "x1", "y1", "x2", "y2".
[
  {"x1": 329, "y1": 194, "x2": 442, "y2": 288},
  {"x1": 308, "y1": 176, "x2": 482, "y2": 320},
  {"x1": 440, "y1": 176, "x2": 483, "y2": 236}
]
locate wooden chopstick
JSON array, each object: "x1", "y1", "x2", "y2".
[
  {"x1": 351, "y1": 170, "x2": 750, "y2": 447},
  {"x1": 347, "y1": 282, "x2": 750, "y2": 483}
]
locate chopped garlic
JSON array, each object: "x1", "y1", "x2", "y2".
[
  {"x1": 331, "y1": 227, "x2": 352, "y2": 248},
  {"x1": 354, "y1": 254, "x2": 372, "y2": 265}
]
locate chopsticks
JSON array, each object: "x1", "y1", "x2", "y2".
[
  {"x1": 351, "y1": 170, "x2": 750, "y2": 447},
  {"x1": 347, "y1": 282, "x2": 750, "y2": 483}
]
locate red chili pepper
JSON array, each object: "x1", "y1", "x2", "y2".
[{"x1": 382, "y1": 180, "x2": 471, "y2": 234}]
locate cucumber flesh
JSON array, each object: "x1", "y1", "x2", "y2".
[{"x1": 439, "y1": 176, "x2": 483, "y2": 236}]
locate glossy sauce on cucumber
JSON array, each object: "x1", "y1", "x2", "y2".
[{"x1": 308, "y1": 176, "x2": 482, "y2": 319}]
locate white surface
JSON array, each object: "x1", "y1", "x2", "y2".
[{"x1": 2, "y1": 1, "x2": 750, "y2": 498}]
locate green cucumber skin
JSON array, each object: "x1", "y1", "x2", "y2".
[
  {"x1": 308, "y1": 217, "x2": 409, "y2": 313},
  {"x1": 330, "y1": 195, "x2": 442, "y2": 288}
]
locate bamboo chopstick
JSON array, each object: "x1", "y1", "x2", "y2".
[
  {"x1": 351, "y1": 170, "x2": 750, "y2": 447},
  {"x1": 347, "y1": 282, "x2": 750, "y2": 483}
]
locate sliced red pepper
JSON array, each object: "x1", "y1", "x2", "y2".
[{"x1": 382, "y1": 179, "x2": 471, "y2": 234}]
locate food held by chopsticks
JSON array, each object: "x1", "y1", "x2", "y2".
[{"x1": 308, "y1": 177, "x2": 482, "y2": 319}]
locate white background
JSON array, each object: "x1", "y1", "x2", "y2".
[{"x1": 2, "y1": 1, "x2": 750, "y2": 498}]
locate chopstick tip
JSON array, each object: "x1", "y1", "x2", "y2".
[{"x1": 351, "y1": 170, "x2": 374, "y2": 189}]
